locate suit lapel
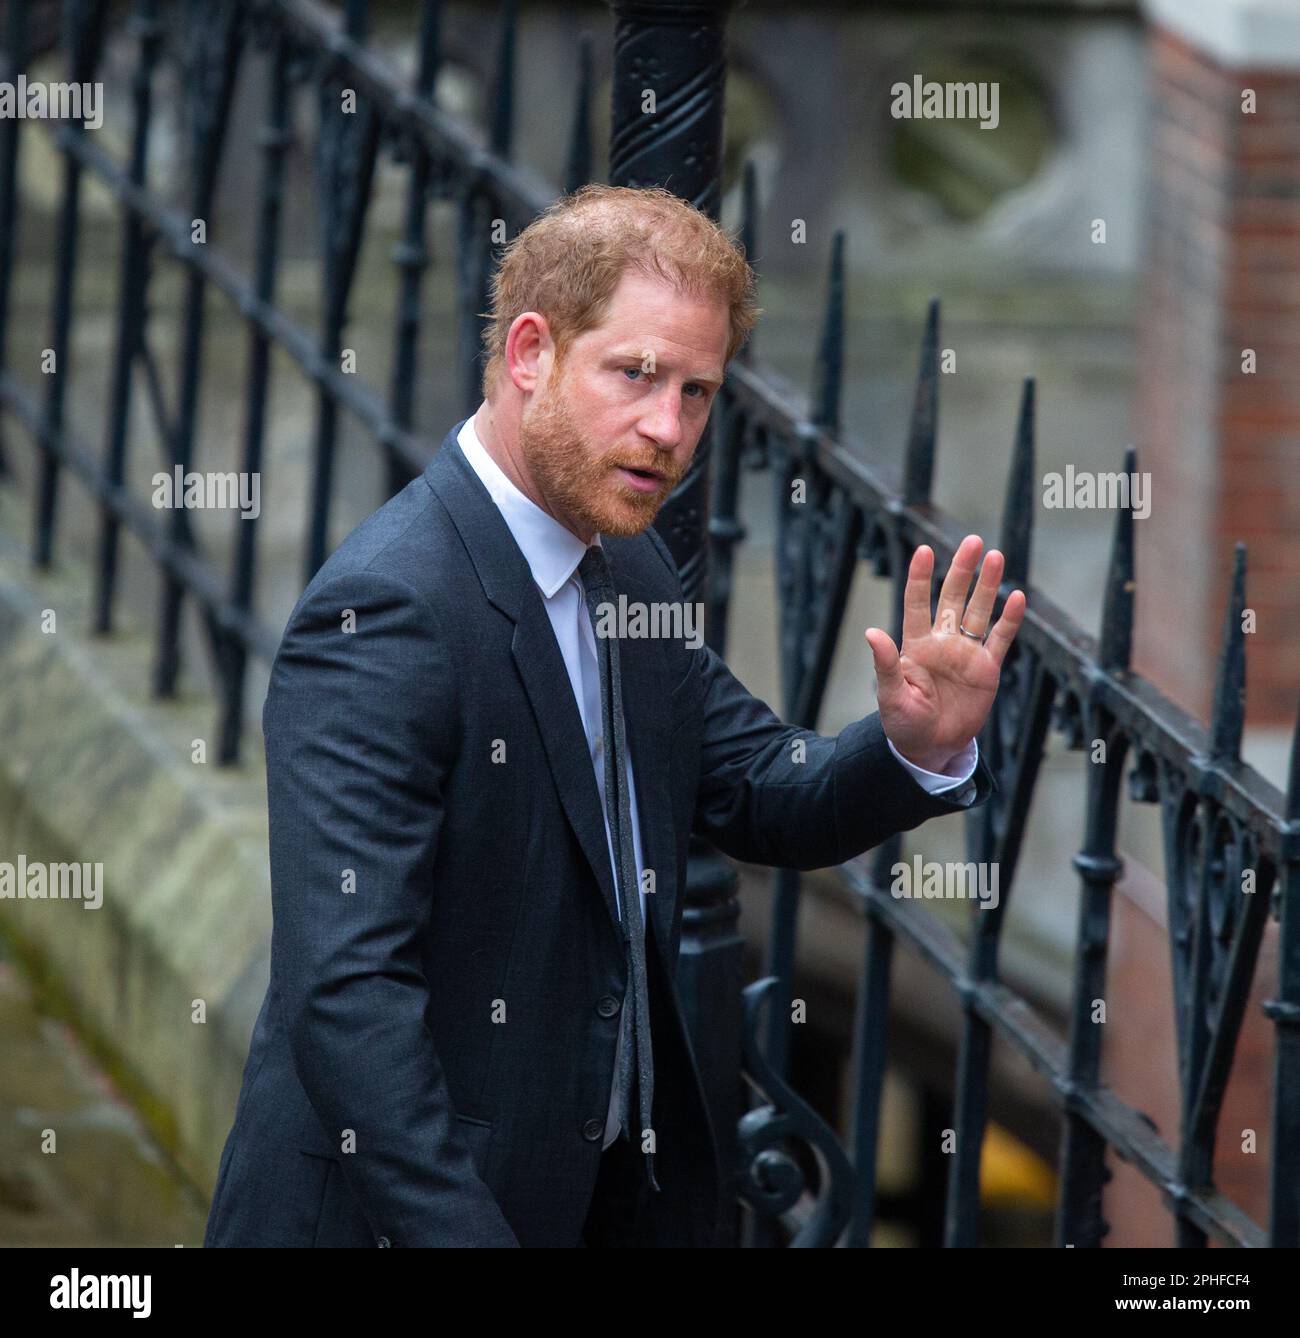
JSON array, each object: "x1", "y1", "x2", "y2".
[
  {"x1": 427, "y1": 422, "x2": 677, "y2": 947},
  {"x1": 511, "y1": 597, "x2": 623, "y2": 936}
]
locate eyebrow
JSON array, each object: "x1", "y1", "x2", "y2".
[{"x1": 608, "y1": 350, "x2": 724, "y2": 389}]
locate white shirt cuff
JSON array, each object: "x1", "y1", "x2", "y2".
[{"x1": 886, "y1": 734, "x2": 979, "y2": 800}]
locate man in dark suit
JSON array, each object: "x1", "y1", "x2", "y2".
[{"x1": 204, "y1": 184, "x2": 1023, "y2": 1248}]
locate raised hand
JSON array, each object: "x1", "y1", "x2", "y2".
[{"x1": 864, "y1": 535, "x2": 1026, "y2": 774}]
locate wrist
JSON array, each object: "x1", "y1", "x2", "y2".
[{"x1": 892, "y1": 738, "x2": 963, "y2": 774}]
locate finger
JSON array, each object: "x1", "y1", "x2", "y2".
[
  {"x1": 865, "y1": 626, "x2": 906, "y2": 706},
  {"x1": 934, "y1": 535, "x2": 983, "y2": 637},
  {"x1": 960, "y1": 548, "x2": 1005, "y2": 639},
  {"x1": 984, "y1": 589, "x2": 1026, "y2": 668},
  {"x1": 901, "y1": 545, "x2": 935, "y2": 647}
]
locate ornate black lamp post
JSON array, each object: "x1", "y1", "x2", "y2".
[{"x1": 606, "y1": 0, "x2": 745, "y2": 1245}]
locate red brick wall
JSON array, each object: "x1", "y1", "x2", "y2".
[{"x1": 1133, "y1": 25, "x2": 1300, "y2": 726}]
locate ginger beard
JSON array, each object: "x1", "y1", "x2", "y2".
[{"x1": 518, "y1": 357, "x2": 686, "y2": 539}]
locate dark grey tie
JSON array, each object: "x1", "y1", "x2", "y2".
[{"x1": 577, "y1": 544, "x2": 660, "y2": 1194}]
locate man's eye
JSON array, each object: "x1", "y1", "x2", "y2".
[
  {"x1": 684, "y1": 383, "x2": 704, "y2": 398},
  {"x1": 623, "y1": 367, "x2": 645, "y2": 381}
]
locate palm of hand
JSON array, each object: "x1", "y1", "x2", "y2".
[{"x1": 865, "y1": 536, "x2": 1027, "y2": 773}]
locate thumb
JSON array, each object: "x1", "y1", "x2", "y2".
[{"x1": 865, "y1": 627, "x2": 906, "y2": 706}]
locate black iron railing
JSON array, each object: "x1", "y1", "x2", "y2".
[
  {"x1": 711, "y1": 299, "x2": 1300, "y2": 1247},
  {"x1": 0, "y1": 0, "x2": 1295, "y2": 1249}
]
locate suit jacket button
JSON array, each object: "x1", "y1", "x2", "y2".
[
  {"x1": 376, "y1": 1236, "x2": 391, "y2": 1248},
  {"x1": 582, "y1": 1118, "x2": 604, "y2": 1141},
  {"x1": 597, "y1": 995, "x2": 620, "y2": 1018}
]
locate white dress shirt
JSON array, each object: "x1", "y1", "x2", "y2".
[{"x1": 455, "y1": 415, "x2": 980, "y2": 1149}]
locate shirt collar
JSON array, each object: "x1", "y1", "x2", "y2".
[{"x1": 457, "y1": 414, "x2": 599, "y2": 599}]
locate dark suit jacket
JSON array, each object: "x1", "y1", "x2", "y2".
[{"x1": 203, "y1": 417, "x2": 996, "y2": 1248}]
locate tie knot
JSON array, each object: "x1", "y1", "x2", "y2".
[{"x1": 578, "y1": 544, "x2": 614, "y2": 598}]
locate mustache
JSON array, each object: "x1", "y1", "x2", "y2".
[{"x1": 604, "y1": 451, "x2": 682, "y2": 482}]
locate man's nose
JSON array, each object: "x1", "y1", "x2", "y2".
[{"x1": 640, "y1": 392, "x2": 686, "y2": 451}]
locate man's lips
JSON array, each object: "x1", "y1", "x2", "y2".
[{"x1": 613, "y1": 463, "x2": 669, "y2": 493}]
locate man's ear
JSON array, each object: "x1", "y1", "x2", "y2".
[{"x1": 505, "y1": 311, "x2": 550, "y2": 393}]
